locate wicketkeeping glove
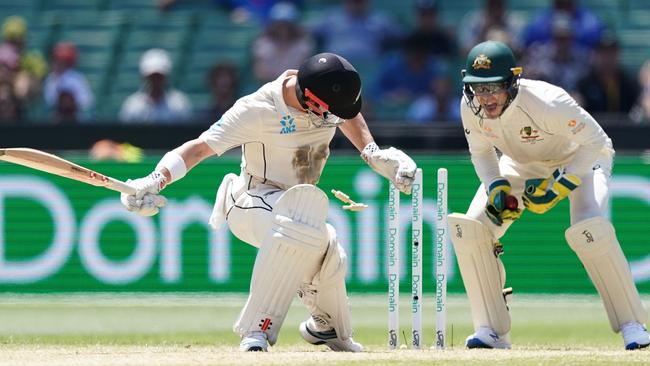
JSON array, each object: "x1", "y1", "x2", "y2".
[
  {"x1": 485, "y1": 178, "x2": 522, "y2": 226},
  {"x1": 523, "y1": 169, "x2": 581, "y2": 214}
]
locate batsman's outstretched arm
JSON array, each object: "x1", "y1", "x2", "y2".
[
  {"x1": 337, "y1": 114, "x2": 374, "y2": 152},
  {"x1": 156, "y1": 139, "x2": 216, "y2": 182},
  {"x1": 121, "y1": 138, "x2": 217, "y2": 216},
  {"x1": 338, "y1": 114, "x2": 417, "y2": 194}
]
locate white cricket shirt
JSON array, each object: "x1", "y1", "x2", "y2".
[
  {"x1": 460, "y1": 78, "x2": 614, "y2": 187},
  {"x1": 200, "y1": 70, "x2": 337, "y2": 189}
]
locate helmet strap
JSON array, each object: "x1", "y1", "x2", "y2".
[{"x1": 295, "y1": 80, "x2": 309, "y2": 110}]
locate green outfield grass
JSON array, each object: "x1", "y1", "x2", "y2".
[{"x1": 0, "y1": 294, "x2": 648, "y2": 365}]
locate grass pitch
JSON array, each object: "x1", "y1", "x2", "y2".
[{"x1": 0, "y1": 294, "x2": 648, "y2": 365}]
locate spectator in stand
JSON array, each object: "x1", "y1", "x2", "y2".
[
  {"x1": 371, "y1": 33, "x2": 443, "y2": 108},
  {"x1": 310, "y1": 0, "x2": 403, "y2": 64},
  {"x1": 574, "y1": 34, "x2": 639, "y2": 114},
  {"x1": 43, "y1": 42, "x2": 94, "y2": 120},
  {"x1": 630, "y1": 61, "x2": 650, "y2": 124},
  {"x1": 458, "y1": 0, "x2": 525, "y2": 56},
  {"x1": 409, "y1": 0, "x2": 456, "y2": 60},
  {"x1": 407, "y1": 76, "x2": 461, "y2": 124},
  {"x1": 204, "y1": 62, "x2": 240, "y2": 121},
  {"x1": 0, "y1": 40, "x2": 19, "y2": 81},
  {"x1": 0, "y1": 80, "x2": 19, "y2": 123},
  {"x1": 53, "y1": 89, "x2": 78, "y2": 124},
  {"x1": 0, "y1": 38, "x2": 22, "y2": 123},
  {"x1": 119, "y1": 48, "x2": 192, "y2": 124},
  {"x1": 0, "y1": 16, "x2": 47, "y2": 114},
  {"x1": 521, "y1": 12, "x2": 587, "y2": 92},
  {"x1": 252, "y1": 2, "x2": 314, "y2": 84},
  {"x1": 212, "y1": 0, "x2": 303, "y2": 25},
  {"x1": 89, "y1": 139, "x2": 144, "y2": 163},
  {"x1": 522, "y1": 0, "x2": 605, "y2": 50}
]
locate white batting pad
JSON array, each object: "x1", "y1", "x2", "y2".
[
  {"x1": 565, "y1": 216, "x2": 647, "y2": 332},
  {"x1": 449, "y1": 213, "x2": 511, "y2": 336},
  {"x1": 234, "y1": 184, "x2": 330, "y2": 345},
  {"x1": 298, "y1": 224, "x2": 352, "y2": 341}
]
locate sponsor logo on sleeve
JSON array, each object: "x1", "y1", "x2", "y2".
[
  {"x1": 479, "y1": 124, "x2": 499, "y2": 139},
  {"x1": 568, "y1": 119, "x2": 586, "y2": 134}
]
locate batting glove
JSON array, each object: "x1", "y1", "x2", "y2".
[
  {"x1": 523, "y1": 169, "x2": 581, "y2": 214},
  {"x1": 120, "y1": 171, "x2": 168, "y2": 216},
  {"x1": 361, "y1": 142, "x2": 417, "y2": 194},
  {"x1": 485, "y1": 178, "x2": 522, "y2": 226}
]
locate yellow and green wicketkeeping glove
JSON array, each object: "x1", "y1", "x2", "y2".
[
  {"x1": 523, "y1": 169, "x2": 582, "y2": 214},
  {"x1": 485, "y1": 178, "x2": 522, "y2": 226}
]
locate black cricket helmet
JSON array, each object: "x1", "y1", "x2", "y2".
[
  {"x1": 461, "y1": 41, "x2": 522, "y2": 116},
  {"x1": 296, "y1": 53, "x2": 362, "y2": 125}
]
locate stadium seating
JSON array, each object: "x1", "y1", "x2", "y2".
[{"x1": 0, "y1": 0, "x2": 647, "y2": 121}]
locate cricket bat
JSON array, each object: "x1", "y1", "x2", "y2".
[{"x1": 0, "y1": 148, "x2": 136, "y2": 195}]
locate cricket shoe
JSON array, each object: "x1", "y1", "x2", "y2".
[
  {"x1": 299, "y1": 320, "x2": 363, "y2": 352},
  {"x1": 621, "y1": 321, "x2": 650, "y2": 350},
  {"x1": 239, "y1": 331, "x2": 268, "y2": 352},
  {"x1": 465, "y1": 326, "x2": 511, "y2": 349}
]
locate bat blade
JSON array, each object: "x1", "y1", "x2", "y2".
[{"x1": 0, "y1": 148, "x2": 136, "y2": 195}]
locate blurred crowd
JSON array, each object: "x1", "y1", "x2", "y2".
[{"x1": 1, "y1": 0, "x2": 650, "y2": 125}]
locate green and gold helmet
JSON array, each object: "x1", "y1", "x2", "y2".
[{"x1": 461, "y1": 41, "x2": 523, "y2": 116}]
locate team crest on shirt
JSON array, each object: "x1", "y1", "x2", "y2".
[
  {"x1": 472, "y1": 54, "x2": 491, "y2": 70},
  {"x1": 280, "y1": 115, "x2": 296, "y2": 134},
  {"x1": 519, "y1": 126, "x2": 543, "y2": 144}
]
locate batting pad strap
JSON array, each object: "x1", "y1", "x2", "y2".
[
  {"x1": 155, "y1": 151, "x2": 187, "y2": 184},
  {"x1": 449, "y1": 213, "x2": 511, "y2": 336},
  {"x1": 565, "y1": 216, "x2": 648, "y2": 332},
  {"x1": 272, "y1": 215, "x2": 329, "y2": 250}
]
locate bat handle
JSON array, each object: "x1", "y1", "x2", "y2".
[{"x1": 108, "y1": 178, "x2": 137, "y2": 195}]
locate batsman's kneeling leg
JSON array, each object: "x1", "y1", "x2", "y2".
[
  {"x1": 449, "y1": 213, "x2": 511, "y2": 337},
  {"x1": 298, "y1": 224, "x2": 362, "y2": 352},
  {"x1": 233, "y1": 184, "x2": 330, "y2": 346},
  {"x1": 298, "y1": 224, "x2": 352, "y2": 340},
  {"x1": 565, "y1": 217, "x2": 648, "y2": 333}
]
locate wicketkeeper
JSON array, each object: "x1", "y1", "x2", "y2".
[
  {"x1": 451, "y1": 40, "x2": 650, "y2": 350},
  {"x1": 119, "y1": 53, "x2": 417, "y2": 352}
]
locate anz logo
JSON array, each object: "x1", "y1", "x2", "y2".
[{"x1": 280, "y1": 115, "x2": 296, "y2": 134}]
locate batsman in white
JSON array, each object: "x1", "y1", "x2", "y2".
[
  {"x1": 450, "y1": 41, "x2": 650, "y2": 350},
  {"x1": 119, "y1": 53, "x2": 417, "y2": 352}
]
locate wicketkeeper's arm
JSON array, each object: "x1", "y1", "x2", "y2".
[{"x1": 541, "y1": 87, "x2": 610, "y2": 176}]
